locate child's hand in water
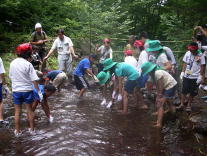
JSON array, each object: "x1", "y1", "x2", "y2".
[
  {"x1": 117, "y1": 94, "x2": 122, "y2": 102},
  {"x1": 112, "y1": 91, "x2": 116, "y2": 99},
  {"x1": 38, "y1": 91, "x2": 43, "y2": 102}
]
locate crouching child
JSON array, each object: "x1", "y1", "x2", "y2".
[
  {"x1": 32, "y1": 84, "x2": 56, "y2": 123},
  {"x1": 44, "y1": 70, "x2": 68, "y2": 92},
  {"x1": 141, "y1": 62, "x2": 177, "y2": 128}
]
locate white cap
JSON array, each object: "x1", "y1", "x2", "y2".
[{"x1": 35, "y1": 23, "x2": 42, "y2": 29}]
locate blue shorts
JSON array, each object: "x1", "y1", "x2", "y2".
[
  {"x1": 163, "y1": 86, "x2": 176, "y2": 99},
  {"x1": 13, "y1": 91, "x2": 34, "y2": 105},
  {"x1": 136, "y1": 74, "x2": 148, "y2": 88},
  {"x1": 124, "y1": 80, "x2": 137, "y2": 94},
  {"x1": 0, "y1": 83, "x2": 2, "y2": 101}
]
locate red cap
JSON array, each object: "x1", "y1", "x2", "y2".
[
  {"x1": 187, "y1": 45, "x2": 198, "y2": 51},
  {"x1": 103, "y1": 38, "x2": 110, "y2": 43},
  {"x1": 16, "y1": 43, "x2": 32, "y2": 54},
  {"x1": 133, "y1": 40, "x2": 144, "y2": 48},
  {"x1": 124, "y1": 50, "x2": 133, "y2": 55}
]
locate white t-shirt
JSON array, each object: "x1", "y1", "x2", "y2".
[
  {"x1": 124, "y1": 56, "x2": 138, "y2": 71},
  {"x1": 51, "y1": 35, "x2": 73, "y2": 55},
  {"x1": 98, "y1": 45, "x2": 113, "y2": 63},
  {"x1": 183, "y1": 51, "x2": 205, "y2": 79},
  {"x1": 0, "y1": 58, "x2": 5, "y2": 84},
  {"x1": 155, "y1": 70, "x2": 177, "y2": 90},
  {"x1": 137, "y1": 50, "x2": 148, "y2": 72},
  {"x1": 9, "y1": 58, "x2": 39, "y2": 92},
  {"x1": 163, "y1": 46, "x2": 176, "y2": 65},
  {"x1": 156, "y1": 53, "x2": 169, "y2": 68}
]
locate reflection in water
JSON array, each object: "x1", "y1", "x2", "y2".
[{"x1": 0, "y1": 87, "x2": 206, "y2": 155}]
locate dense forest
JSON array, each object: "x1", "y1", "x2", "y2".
[{"x1": 0, "y1": 0, "x2": 207, "y2": 56}]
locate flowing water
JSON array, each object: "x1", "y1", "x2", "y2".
[{"x1": 0, "y1": 86, "x2": 207, "y2": 156}]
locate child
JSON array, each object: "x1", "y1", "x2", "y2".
[
  {"x1": 178, "y1": 42, "x2": 205, "y2": 111},
  {"x1": 0, "y1": 57, "x2": 7, "y2": 124},
  {"x1": 102, "y1": 58, "x2": 147, "y2": 114},
  {"x1": 96, "y1": 38, "x2": 113, "y2": 72},
  {"x1": 44, "y1": 70, "x2": 68, "y2": 92},
  {"x1": 124, "y1": 50, "x2": 138, "y2": 70},
  {"x1": 141, "y1": 62, "x2": 177, "y2": 128},
  {"x1": 97, "y1": 71, "x2": 114, "y2": 108},
  {"x1": 146, "y1": 40, "x2": 172, "y2": 71},
  {"x1": 9, "y1": 43, "x2": 43, "y2": 136},
  {"x1": 32, "y1": 84, "x2": 56, "y2": 123},
  {"x1": 73, "y1": 54, "x2": 99, "y2": 97}
]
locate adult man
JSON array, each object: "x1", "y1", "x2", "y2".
[
  {"x1": 30, "y1": 23, "x2": 48, "y2": 60},
  {"x1": 44, "y1": 29, "x2": 78, "y2": 77}
]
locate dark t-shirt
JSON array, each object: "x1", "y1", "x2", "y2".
[{"x1": 46, "y1": 70, "x2": 62, "y2": 81}]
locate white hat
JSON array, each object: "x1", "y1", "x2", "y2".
[{"x1": 35, "y1": 23, "x2": 42, "y2": 29}]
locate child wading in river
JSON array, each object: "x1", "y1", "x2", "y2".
[
  {"x1": 102, "y1": 58, "x2": 147, "y2": 114},
  {"x1": 141, "y1": 62, "x2": 177, "y2": 128},
  {"x1": 32, "y1": 84, "x2": 56, "y2": 123},
  {"x1": 9, "y1": 43, "x2": 43, "y2": 136},
  {"x1": 73, "y1": 54, "x2": 99, "y2": 97}
]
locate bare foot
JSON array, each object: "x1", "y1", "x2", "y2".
[
  {"x1": 153, "y1": 123, "x2": 162, "y2": 128},
  {"x1": 164, "y1": 109, "x2": 170, "y2": 114},
  {"x1": 140, "y1": 104, "x2": 148, "y2": 109},
  {"x1": 152, "y1": 111, "x2": 158, "y2": 116}
]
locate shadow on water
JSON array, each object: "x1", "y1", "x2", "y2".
[{"x1": 0, "y1": 86, "x2": 207, "y2": 155}]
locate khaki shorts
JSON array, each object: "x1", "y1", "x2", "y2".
[{"x1": 53, "y1": 72, "x2": 68, "y2": 88}]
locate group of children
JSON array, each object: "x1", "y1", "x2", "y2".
[{"x1": 0, "y1": 25, "x2": 207, "y2": 136}]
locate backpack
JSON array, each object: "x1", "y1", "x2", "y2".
[{"x1": 32, "y1": 31, "x2": 46, "y2": 42}]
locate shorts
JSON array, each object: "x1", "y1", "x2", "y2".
[
  {"x1": 182, "y1": 77, "x2": 198, "y2": 97},
  {"x1": 13, "y1": 91, "x2": 34, "y2": 105},
  {"x1": 124, "y1": 80, "x2": 137, "y2": 94},
  {"x1": 53, "y1": 72, "x2": 68, "y2": 88},
  {"x1": 74, "y1": 75, "x2": 89, "y2": 90},
  {"x1": 0, "y1": 83, "x2": 2, "y2": 101},
  {"x1": 136, "y1": 75, "x2": 148, "y2": 88},
  {"x1": 163, "y1": 86, "x2": 176, "y2": 99}
]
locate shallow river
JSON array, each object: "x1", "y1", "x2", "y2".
[{"x1": 0, "y1": 86, "x2": 207, "y2": 156}]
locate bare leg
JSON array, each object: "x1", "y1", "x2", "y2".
[
  {"x1": 32, "y1": 101, "x2": 39, "y2": 112},
  {"x1": 186, "y1": 95, "x2": 194, "y2": 110},
  {"x1": 122, "y1": 90, "x2": 128, "y2": 114},
  {"x1": 41, "y1": 102, "x2": 50, "y2": 118},
  {"x1": 154, "y1": 98, "x2": 166, "y2": 128},
  {"x1": 0, "y1": 101, "x2": 3, "y2": 121},
  {"x1": 136, "y1": 88, "x2": 148, "y2": 109},
  {"x1": 14, "y1": 104, "x2": 22, "y2": 133},
  {"x1": 155, "y1": 106, "x2": 164, "y2": 128},
  {"x1": 25, "y1": 104, "x2": 34, "y2": 131},
  {"x1": 79, "y1": 88, "x2": 86, "y2": 97}
]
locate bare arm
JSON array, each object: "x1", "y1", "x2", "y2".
[
  {"x1": 182, "y1": 62, "x2": 187, "y2": 72},
  {"x1": 0, "y1": 73, "x2": 6, "y2": 84},
  {"x1": 200, "y1": 64, "x2": 206, "y2": 83},
  {"x1": 44, "y1": 79, "x2": 49, "y2": 86},
  {"x1": 44, "y1": 49, "x2": 54, "y2": 60},
  {"x1": 86, "y1": 68, "x2": 94, "y2": 76},
  {"x1": 118, "y1": 77, "x2": 123, "y2": 95},
  {"x1": 156, "y1": 78, "x2": 164, "y2": 95},
  {"x1": 70, "y1": 46, "x2": 78, "y2": 58},
  {"x1": 33, "y1": 80, "x2": 40, "y2": 91}
]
